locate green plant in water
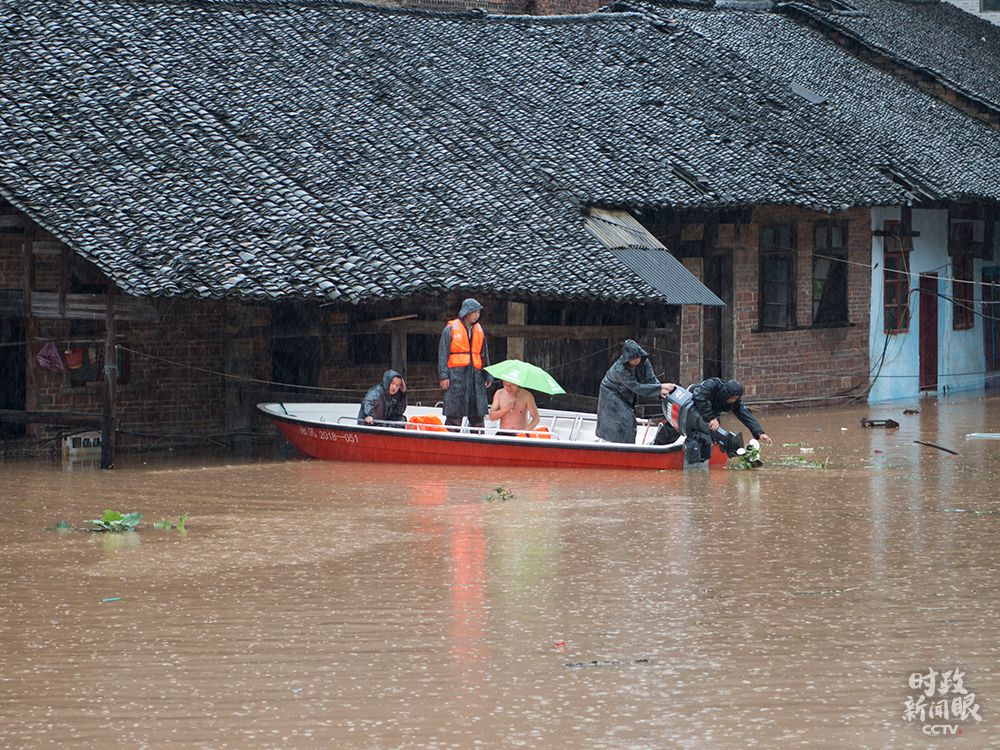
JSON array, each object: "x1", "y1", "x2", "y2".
[
  {"x1": 87, "y1": 510, "x2": 142, "y2": 533},
  {"x1": 47, "y1": 520, "x2": 74, "y2": 531},
  {"x1": 484, "y1": 486, "x2": 516, "y2": 502},
  {"x1": 153, "y1": 513, "x2": 188, "y2": 530},
  {"x1": 732, "y1": 439, "x2": 763, "y2": 470}
]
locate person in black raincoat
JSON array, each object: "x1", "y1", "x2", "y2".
[
  {"x1": 595, "y1": 340, "x2": 675, "y2": 443},
  {"x1": 678, "y1": 378, "x2": 772, "y2": 462},
  {"x1": 438, "y1": 298, "x2": 492, "y2": 429},
  {"x1": 358, "y1": 369, "x2": 407, "y2": 427}
]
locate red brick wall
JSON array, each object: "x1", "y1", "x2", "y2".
[
  {"x1": 732, "y1": 206, "x2": 871, "y2": 402},
  {"x1": 679, "y1": 257, "x2": 703, "y2": 387}
]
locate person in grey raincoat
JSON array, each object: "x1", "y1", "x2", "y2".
[
  {"x1": 595, "y1": 340, "x2": 675, "y2": 443},
  {"x1": 681, "y1": 377, "x2": 772, "y2": 462},
  {"x1": 358, "y1": 369, "x2": 407, "y2": 427},
  {"x1": 438, "y1": 298, "x2": 492, "y2": 429}
]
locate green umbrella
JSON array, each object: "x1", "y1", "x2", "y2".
[{"x1": 484, "y1": 359, "x2": 566, "y2": 395}]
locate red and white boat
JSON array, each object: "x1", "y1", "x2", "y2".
[{"x1": 258, "y1": 403, "x2": 728, "y2": 470}]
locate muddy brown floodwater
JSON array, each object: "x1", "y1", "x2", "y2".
[{"x1": 1, "y1": 394, "x2": 999, "y2": 748}]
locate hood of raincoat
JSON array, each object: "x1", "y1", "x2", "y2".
[
  {"x1": 458, "y1": 298, "x2": 484, "y2": 320},
  {"x1": 620, "y1": 339, "x2": 649, "y2": 364},
  {"x1": 720, "y1": 379, "x2": 744, "y2": 401},
  {"x1": 381, "y1": 369, "x2": 405, "y2": 393}
]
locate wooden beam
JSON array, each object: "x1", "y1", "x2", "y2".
[
  {"x1": 331, "y1": 320, "x2": 632, "y2": 341},
  {"x1": 0, "y1": 409, "x2": 102, "y2": 427}
]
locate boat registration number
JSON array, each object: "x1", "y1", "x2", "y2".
[{"x1": 298, "y1": 426, "x2": 359, "y2": 444}]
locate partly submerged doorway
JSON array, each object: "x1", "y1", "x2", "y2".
[
  {"x1": 984, "y1": 267, "x2": 1000, "y2": 389},
  {"x1": 0, "y1": 317, "x2": 25, "y2": 438},
  {"x1": 919, "y1": 273, "x2": 938, "y2": 392}
]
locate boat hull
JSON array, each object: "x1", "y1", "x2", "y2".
[{"x1": 265, "y1": 410, "x2": 728, "y2": 470}]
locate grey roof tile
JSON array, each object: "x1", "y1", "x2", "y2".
[{"x1": 0, "y1": 0, "x2": 999, "y2": 304}]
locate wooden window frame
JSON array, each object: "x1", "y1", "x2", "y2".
[
  {"x1": 812, "y1": 222, "x2": 849, "y2": 327},
  {"x1": 758, "y1": 224, "x2": 797, "y2": 331},
  {"x1": 882, "y1": 220, "x2": 912, "y2": 335},
  {"x1": 949, "y1": 218, "x2": 981, "y2": 331}
]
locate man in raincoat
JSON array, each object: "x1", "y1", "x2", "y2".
[
  {"x1": 682, "y1": 378, "x2": 772, "y2": 462},
  {"x1": 595, "y1": 339, "x2": 675, "y2": 443},
  {"x1": 438, "y1": 298, "x2": 492, "y2": 429},
  {"x1": 358, "y1": 370, "x2": 407, "y2": 427}
]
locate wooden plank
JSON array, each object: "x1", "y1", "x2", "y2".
[
  {"x1": 29, "y1": 292, "x2": 158, "y2": 321},
  {"x1": 0, "y1": 215, "x2": 26, "y2": 229},
  {"x1": 31, "y1": 240, "x2": 64, "y2": 256}
]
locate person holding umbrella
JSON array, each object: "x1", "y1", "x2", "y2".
[
  {"x1": 485, "y1": 359, "x2": 566, "y2": 436},
  {"x1": 489, "y1": 380, "x2": 540, "y2": 434}
]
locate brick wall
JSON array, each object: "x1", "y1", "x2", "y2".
[
  {"x1": 679, "y1": 257, "x2": 703, "y2": 387},
  {"x1": 732, "y1": 206, "x2": 872, "y2": 402}
]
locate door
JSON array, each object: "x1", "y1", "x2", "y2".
[
  {"x1": 702, "y1": 251, "x2": 732, "y2": 380},
  {"x1": 919, "y1": 274, "x2": 938, "y2": 392},
  {"x1": 0, "y1": 317, "x2": 26, "y2": 438},
  {"x1": 984, "y1": 267, "x2": 1000, "y2": 387}
]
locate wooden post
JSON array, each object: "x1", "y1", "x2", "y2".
[
  {"x1": 100, "y1": 285, "x2": 117, "y2": 470},
  {"x1": 390, "y1": 322, "x2": 407, "y2": 375},
  {"x1": 58, "y1": 245, "x2": 70, "y2": 317},
  {"x1": 21, "y1": 222, "x2": 35, "y2": 316},
  {"x1": 506, "y1": 301, "x2": 526, "y2": 360}
]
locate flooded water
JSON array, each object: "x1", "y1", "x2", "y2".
[{"x1": 1, "y1": 393, "x2": 998, "y2": 748}]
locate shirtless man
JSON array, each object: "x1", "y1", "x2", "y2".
[{"x1": 488, "y1": 381, "x2": 540, "y2": 434}]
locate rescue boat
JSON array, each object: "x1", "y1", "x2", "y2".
[{"x1": 258, "y1": 403, "x2": 728, "y2": 470}]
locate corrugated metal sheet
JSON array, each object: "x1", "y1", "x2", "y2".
[{"x1": 585, "y1": 208, "x2": 724, "y2": 306}]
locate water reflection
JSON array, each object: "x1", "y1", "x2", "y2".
[{"x1": 1, "y1": 393, "x2": 999, "y2": 747}]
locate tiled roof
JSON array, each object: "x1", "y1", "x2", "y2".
[
  {"x1": 780, "y1": 0, "x2": 1000, "y2": 115},
  {"x1": 612, "y1": 0, "x2": 1000, "y2": 204},
  {"x1": 1, "y1": 0, "x2": 999, "y2": 302}
]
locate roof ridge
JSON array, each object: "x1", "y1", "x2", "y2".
[{"x1": 109, "y1": 0, "x2": 646, "y2": 25}]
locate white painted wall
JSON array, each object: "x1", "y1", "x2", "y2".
[
  {"x1": 868, "y1": 207, "x2": 996, "y2": 403},
  {"x1": 943, "y1": 0, "x2": 1000, "y2": 26}
]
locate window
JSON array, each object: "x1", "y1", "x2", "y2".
[
  {"x1": 949, "y1": 219, "x2": 982, "y2": 330},
  {"x1": 813, "y1": 223, "x2": 849, "y2": 326},
  {"x1": 983, "y1": 0, "x2": 1000, "y2": 12},
  {"x1": 759, "y1": 225, "x2": 796, "y2": 330},
  {"x1": 882, "y1": 220, "x2": 912, "y2": 334}
]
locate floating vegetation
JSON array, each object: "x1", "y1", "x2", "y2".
[
  {"x1": 46, "y1": 520, "x2": 74, "y2": 532},
  {"x1": 771, "y1": 456, "x2": 829, "y2": 469},
  {"x1": 86, "y1": 510, "x2": 142, "y2": 533},
  {"x1": 565, "y1": 658, "x2": 650, "y2": 669},
  {"x1": 484, "y1": 486, "x2": 516, "y2": 502},
  {"x1": 152, "y1": 513, "x2": 188, "y2": 530},
  {"x1": 731, "y1": 439, "x2": 763, "y2": 470}
]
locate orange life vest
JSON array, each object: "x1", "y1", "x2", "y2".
[{"x1": 446, "y1": 319, "x2": 484, "y2": 369}]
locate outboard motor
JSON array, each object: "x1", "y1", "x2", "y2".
[{"x1": 661, "y1": 386, "x2": 745, "y2": 457}]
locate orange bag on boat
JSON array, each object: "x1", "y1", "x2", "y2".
[
  {"x1": 517, "y1": 426, "x2": 551, "y2": 439},
  {"x1": 407, "y1": 415, "x2": 448, "y2": 432}
]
